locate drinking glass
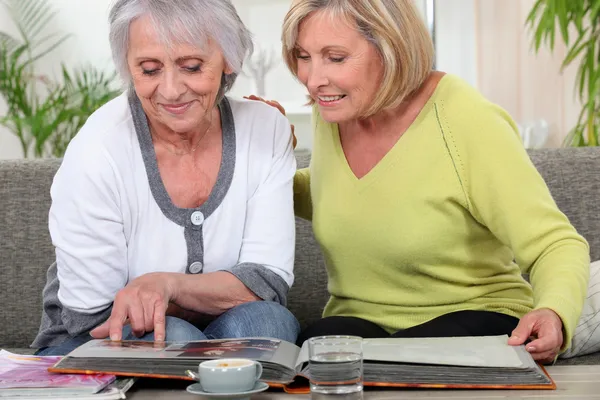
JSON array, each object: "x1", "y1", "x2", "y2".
[{"x1": 308, "y1": 335, "x2": 363, "y2": 396}]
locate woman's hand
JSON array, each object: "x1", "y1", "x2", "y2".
[
  {"x1": 507, "y1": 308, "x2": 564, "y2": 364},
  {"x1": 244, "y1": 95, "x2": 297, "y2": 148},
  {"x1": 90, "y1": 273, "x2": 174, "y2": 342}
]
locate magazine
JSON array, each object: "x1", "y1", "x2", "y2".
[
  {"x1": 0, "y1": 379, "x2": 137, "y2": 400},
  {"x1": 0, "y1": 350, "x2": 136, "y2": 399},
  {"x1": 48, "y1": 335, "x2": 556, "y2": 393}
]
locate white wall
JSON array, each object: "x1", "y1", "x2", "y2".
[
  {"x1": 230, "y1": 0, "x2": 313, "y2": 151},
  {"x1": 475, "y1": 0, "x2": 580, "y2": 147},
  {"x1": 0, "y1": 91, "x2": 21, "y2": 159},
  {"x1": 0, "y1": 0, "x2": 313, "y2": 158},
  {"x1": 0, "y1": 0, "x2": 478, "y2": 159},
  {"x1": 435, "y1": 0, "x2": 477, "y2": 87},
  {"x1": 0, "y1": 5, "x2": 24, "y2": 159}
]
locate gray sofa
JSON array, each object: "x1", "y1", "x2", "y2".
[{"x1": 0, "y1": 148, "x2": 599, "y2": 366}]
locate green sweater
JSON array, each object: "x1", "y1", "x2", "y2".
[{"x1": 294, "y1": 74, "x2": 589, "y2": 348}]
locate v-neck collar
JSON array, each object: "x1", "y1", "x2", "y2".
[{"x1": 331, "y1": 75, "x2": 446, "y2": 187}]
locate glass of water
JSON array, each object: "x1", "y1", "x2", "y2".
[{"x1": 308, "y1": 335, "x2": 363, "y2": 395}]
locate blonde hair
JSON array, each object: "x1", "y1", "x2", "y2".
[{"x1": 281, "y1": 0, "x2": 434, "y2": 117}]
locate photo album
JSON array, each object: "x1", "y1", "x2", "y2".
[{"x1": 48, "y1": 335, "x2": 555, "y2": 393}]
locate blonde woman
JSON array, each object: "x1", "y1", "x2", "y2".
[{"x1": 252, "y1": 0, "x2": 590, "y2": 364}]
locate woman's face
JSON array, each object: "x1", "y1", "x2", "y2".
[
  {"x1": 127, "y1": 15, "x2": 231, "y2": 134},
  {"x1": 295, "y1": 11, "x2": 384, "y2": 123}
]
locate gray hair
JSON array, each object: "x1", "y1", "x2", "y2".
[{"x1": 108, "y1": 0, "x2": 253, "y2": 100}]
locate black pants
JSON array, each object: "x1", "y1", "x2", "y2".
[{"x1": 296, "y1": 310, "x2": 519, "y2": 346}]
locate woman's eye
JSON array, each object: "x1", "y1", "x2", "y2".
[
  {"x1": 184, "y1": 65, "x2": 201, "y2": 73},
  {"x1": 330, "y1": 56, "x2": 345, "y2": 63},
  {"x1": 142, "y1": 69, "x2": 159, "y2": 76},
  {"x1": 294, "y1": 49, "x2": 310, "y2": 60}
]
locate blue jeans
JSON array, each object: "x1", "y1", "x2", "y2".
[{"x1": 36, "y1": 301, "x2": 299, "y2": 356}]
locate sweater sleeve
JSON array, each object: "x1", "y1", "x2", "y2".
[
  {"x1": 439, "y1": 95, "x2": 590, "y2": 350},
  {"x1": 50, "y1": 138, "x2": 128, "y2": 316},
  {"x1": 294, "y1": 168, "x2": 312, "y2": 220},
  {"x1": 232, "y1": 111, "x2": 297, "y2": 303}
]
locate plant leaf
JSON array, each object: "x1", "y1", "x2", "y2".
[
  {"x1": 556, "y1": 0, "x2": 570, "y2": 43},
  {"x1": 561, "y1": 28, "x2": 590, "y2": 69}
]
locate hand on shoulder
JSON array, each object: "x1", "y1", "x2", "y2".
[{"x1": 244, "y1": 95, "x2": 297, "y2": 148}]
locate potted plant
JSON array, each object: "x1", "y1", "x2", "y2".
[
  {"x1": 0, "y1": 0, "x2": 120, "y2": 158},
  {"x1": 527, "y1": 0, "x2": 600, "y2": 147}
]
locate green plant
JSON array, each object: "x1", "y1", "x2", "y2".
[
  {"x1": 0, "y1": 0, "x2": 120, "y2": 158},
  {"x1": 527, "y1": 0, "x2": 600, "y2": 147}
]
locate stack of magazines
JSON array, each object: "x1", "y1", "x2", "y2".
[{"x1": 0, "y1": 350, "x2": 135, "y2": 399}]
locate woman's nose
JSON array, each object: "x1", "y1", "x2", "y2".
[
  {"x1": 306, "y1": 64, "x2": 328, "y2": 92},
  {"x1": 159, "y1": 70, "x2": 186, "y2": 101}
]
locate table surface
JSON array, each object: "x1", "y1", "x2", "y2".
[{"x1": 126, "y1": 365, "x2": 600, "y2": 399}]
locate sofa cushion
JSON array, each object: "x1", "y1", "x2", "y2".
[
  {"x1": 560, "y1": 260, "x2": 600, "y2": 359},
  {"x1": 287, "y1": 217, "x2": 329, "y2": 329},
  {"x1": 527, "y1": 148, "x2": 600, "y2": 261},
  {"x1": 0, "y1": 159, "x2": 61, "y2": 348},
  {"x1": 0, "y1": 148, "x2": 598, "y2": 350},
  {"x1": 556, "y1": 350, "x2": 600, "y2": 365},
  {"x1": 286, "y1": 154, "x2": 329, "y2": 329}
]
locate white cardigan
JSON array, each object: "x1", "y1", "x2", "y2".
[{"x1": 49, "y1": 92, "x2": 296, "y2": 316}]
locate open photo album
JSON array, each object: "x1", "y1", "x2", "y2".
[{"x1": 48, "y1": 335, "x2": 555, "y2": 393}]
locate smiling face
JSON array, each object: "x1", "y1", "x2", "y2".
[
  {"x1": 295, "y1": 11, "x2": 384, "y2": 123},
  {"x1": 127, "y1": 15, "x2": 232, "y2": 134}
]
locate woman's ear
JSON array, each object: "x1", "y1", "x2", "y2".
[{"x1": 224, "y1": 62, "x2": 234, "y2": 75}]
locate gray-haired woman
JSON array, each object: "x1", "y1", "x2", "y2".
[{"x1": 31, "y1": 0, "x2": 299, "y2": 356}]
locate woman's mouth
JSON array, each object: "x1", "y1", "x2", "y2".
[
  {"x1": 161, "y1": 102, "x2": 193, "y2": 115},
  {"x1": 317, "y1": 95, "x2": 346, "y2": 106}
]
